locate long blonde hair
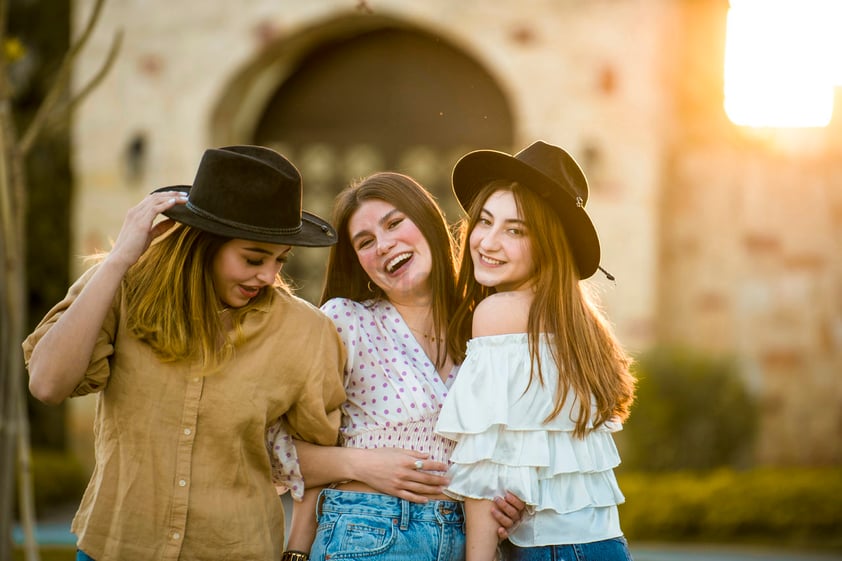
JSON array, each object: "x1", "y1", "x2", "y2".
[
  {"x1": 449, "y1": 181, "x2": 635, "y2": 437},
  {"x1": 123, "y1": 223, "x2": 283, "y2": 370}
]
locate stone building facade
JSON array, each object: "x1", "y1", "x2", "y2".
[{"x1": 68, "y1": 0, "x2": 841, "y2": 466}]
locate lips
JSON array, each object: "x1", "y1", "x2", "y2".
[
  {"x1": 385, "y1": 252, "x2": 412, "y2": 273},
  {"x1": 478, "y1": 253, "x2": 504, "y2": 266},
  {"x1": 238, "y1": 285, "x2": 260, "y2": 299}
]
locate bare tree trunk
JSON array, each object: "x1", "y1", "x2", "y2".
[
  {"x1": 0, "y1": 0, "x2": 118, "y2": 558},
  {"x1": 0, "y1": 105, "x2": 35, "y2": 561},
  {"x1": 0, "y1": 17, "x2": 34, "y2": 557}
]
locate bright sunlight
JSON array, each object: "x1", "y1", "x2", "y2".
[{"x1": 724, "y1": 0, "x2": 842, "y2": 128}]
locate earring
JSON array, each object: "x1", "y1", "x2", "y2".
[{"x1": 367, "y1": 280, "x2": 376, "y2": 293}]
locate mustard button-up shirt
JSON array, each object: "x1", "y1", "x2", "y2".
[{"x1": 23, "y1": 266, "x2": 346, "y2": 560}]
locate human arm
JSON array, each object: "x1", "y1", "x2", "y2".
[
  {"x1": 284, "y1": 486, "x2": 322, "y2": 555},
  {"x1": 26, "y1": 191, "x2": 186, "y2": 405},
  {"x1": 464, "y1": 493, "x2": 527, "y2": 560},
  {"x1": 283, "y1": 301, "x2": 449, "y2": 501},
  {"x1": 278, "y1": 440, "x2": 450, "y2": 556},
  {"x1": 464, "y1": 498, "x2": 501, "y2": 561},
  {"x1": 294, "y1": 439, "x2": 448, "y2": 503}
]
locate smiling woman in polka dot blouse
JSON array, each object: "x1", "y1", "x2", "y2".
[
  {"x1": 323, "y1": 297, "x2": 457, "y2": 460},
  {"x1": 270, "y1": 172, "x2": 525, "y2": 561}
]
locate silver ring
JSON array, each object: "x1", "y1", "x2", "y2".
[{"x1": 414, "y1": 460, "x2": 424, "y2": 470}]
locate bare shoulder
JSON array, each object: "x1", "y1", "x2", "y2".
[{"x1": 472, "y1": 291, "x2": 532, "y2": 337}]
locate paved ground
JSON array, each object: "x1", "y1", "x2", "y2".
[
  {"x1": 631, "y1": 543, "x2": 842, "y2": 561},
  {"x1": 13, "y1": 523, "x2": 842, "y2": 561},
  {"x1": 19, "y1": 498, "x2": 842, "y2": 560}
]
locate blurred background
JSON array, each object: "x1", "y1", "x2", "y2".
[{"x1": 3, "y1": 0, "x2": 841, "y2": 558}]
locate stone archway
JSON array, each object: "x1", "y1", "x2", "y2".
[{"x1": 212, "y1": 15, "x2": 514, "y2": 302}]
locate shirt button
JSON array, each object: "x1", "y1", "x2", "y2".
[
  {"x1": 179, "y1": 479, "x2": 187, "y2": 487},
  {"x1": 183, "y1": 428, "x2": 191, "y2": 436},
  {"x1": 172, "y1": 532, "x2": 180, "y2": 540},
  {"x1": 193, "y1": 377, "x2": 200, "y2": 382}
]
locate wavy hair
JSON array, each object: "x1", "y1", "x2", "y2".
[{"x1": 449, "y1": 180, "x2": 635, "y2": 437}]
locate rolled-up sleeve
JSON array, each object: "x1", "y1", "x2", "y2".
[
  {"x1": 266, "y1": 419, "x2": 305, "y2": 499},
  {"x1": 283, "y1": 318, "x2": 346, "y2": 446},
  {"x1": 21, "y1": 263, "x2": 119, "y2": 397}
]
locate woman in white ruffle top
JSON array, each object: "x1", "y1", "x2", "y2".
[{"x1": 436, "y1": 141, "x2": 637, "y2": 561}]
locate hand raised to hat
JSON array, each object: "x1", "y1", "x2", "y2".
[
  {"x1": 25, "y1": 190, "x2": 189, "y2": 406},
  {"x1": 105, "y1": 191, "x2": 188, "y2": 270}
]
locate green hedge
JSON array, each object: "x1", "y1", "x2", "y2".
[
  {"x1": 622, "y1": 345, "x2": 758, "y2": 471},
  {"x1": 618, "y1": 467, "x2": 842, "y2": 547}
]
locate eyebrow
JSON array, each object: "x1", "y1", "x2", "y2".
[
  {"x1": 350, "y1": 208, "x2": 401, "y2": 244},
  {"x1": 480, "y1": 207, "x2": 526, "y2": 227}
]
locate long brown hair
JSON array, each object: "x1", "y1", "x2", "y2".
[
  {"x1": 123, "y1": 223, "x2": 283, "y2": 370},
  {"x1": 449, "y1": 181, "x2": 635, "y2": 437},
  {"x1": 320, "y1": 172, "x2": 459, "y2": 369}
]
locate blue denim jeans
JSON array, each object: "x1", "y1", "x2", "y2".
[
  {"x1": 76, "y1": 550, "x2": 95, "y2": 561},
  {"x1": 311, "y1": 489, "x2": 465, "y2": 561},
  {"x1": 500, "y1": 537, "x2": 633, "y2": 561}
]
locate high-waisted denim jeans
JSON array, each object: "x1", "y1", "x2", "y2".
[
  {"x1": 310, "y1": 489, "x2": 465, "y2": 561},
  {"x1": 500, "y1": 536, "x2": 633, "y2": 561}
]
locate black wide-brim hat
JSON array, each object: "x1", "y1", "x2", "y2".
[
  {"x1": 153, "y1": 145, "x2": 336, "y2": 247},
  {"x1": 452, "y1": 140, "x2": 600, "y2": 278}
]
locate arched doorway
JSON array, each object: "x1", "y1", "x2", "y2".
[{"x1": 217, "y1": 16, "x2": 514, "y2": 302}]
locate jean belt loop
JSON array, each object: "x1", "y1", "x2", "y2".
[
  {"x1": 315, "y1": 489, "x2": 327, "y2": 521},
  {"x1": 399, "y1": 498, "x2": 410, "y2": 530}
]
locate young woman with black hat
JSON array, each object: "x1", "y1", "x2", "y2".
[
  {"x1": 23, "y1": 145, "x2": 346, "y2": 561},
  {"x1": 436, "y1": 141, "x2": 637, "y2": 561}
]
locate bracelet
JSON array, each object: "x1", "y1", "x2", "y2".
[{"x1": 281, "y1": 551, "x2": 309, "y2": 561}]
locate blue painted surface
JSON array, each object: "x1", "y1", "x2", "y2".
[
  {"x1": 12, "y1": 523, "x2": 76, "y2": 546},
  {"x1": 13, "y1": 522, "x2": 842, "y2": 561}
]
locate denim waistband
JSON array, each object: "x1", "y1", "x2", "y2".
[{"x1": 319, "y1": 488, "x2": 464, "y2": 526}]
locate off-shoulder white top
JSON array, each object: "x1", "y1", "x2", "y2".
[{"x1": 435, "y1": 333, "x2": 625, "y2": 547}]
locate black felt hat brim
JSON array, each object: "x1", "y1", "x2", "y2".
[{"x1": 153, "y1": 185, "x2": 336, "y2": 247}]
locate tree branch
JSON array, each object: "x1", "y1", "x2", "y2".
[
  {"x1": 19, "y1": 0, "x2": 117, "y2": 155},
  {"x1": 42, "y1": 29, "x2": 122, "y2": 136}
]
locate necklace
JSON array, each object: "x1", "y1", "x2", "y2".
[{"x1": 409, "y1": 327, "x2": 441, "y2": 343}]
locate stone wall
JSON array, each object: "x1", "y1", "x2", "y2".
[
  {"x1": 67, "y1": 0, "x2": 840, "y2": 466},
  {"x1": 659, "y1": 0, "x2": 842, "y2": 464}
]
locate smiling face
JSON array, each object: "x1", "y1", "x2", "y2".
[
  {"x1": 469, "y1": 189, "x2": 535, "y2": 293},
  {"x1": 348, "y1": 198, "x2": 433, "y2": 303},
  {"x1": 211, "y1": 239, "x2": 292, "y2": 307}
]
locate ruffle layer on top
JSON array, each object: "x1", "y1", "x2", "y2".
[{"x1": 435, "y1": 333, "x2": 625, "y2": 515}]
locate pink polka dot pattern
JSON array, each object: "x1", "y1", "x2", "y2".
[
  {"x1": 322, "y1": 298, "x2": 457, "y2": 466},
  {"x1": 265, "y1": 419, "x2": 305, "y2": 500}
]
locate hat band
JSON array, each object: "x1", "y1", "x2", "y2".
[{"x1": 186, "y1": 201, "x2": 303, "y2": 236}]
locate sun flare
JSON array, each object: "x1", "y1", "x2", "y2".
[{"x1": 724, "y1": 0, "x2": 841, "y2": 128}]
